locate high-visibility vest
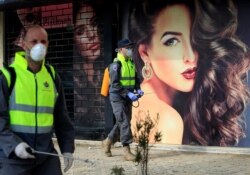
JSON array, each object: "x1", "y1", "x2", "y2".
[
  {"x1": 117, "y1": 53, "x2": 136, "y2": 89},
  {"x1": 1, "y1": 52, "x2": 57, "y2": 134},
  {"x1": 100, "y1": 54, "x2": 136, "y2": 96}
]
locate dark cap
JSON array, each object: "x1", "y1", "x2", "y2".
[{"x1": 117, "y1": 39, "x2": 134, "y2": 48}]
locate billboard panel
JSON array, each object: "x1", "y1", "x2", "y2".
[{"x1": 127, "y1": 0, "x2": 250, "y2": 147}]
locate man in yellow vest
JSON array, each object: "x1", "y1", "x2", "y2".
[
  {"x1": 102, "y1": 39, "x2": 144, "y2": 161},
  {"x1": 0, "y1": 25, "x2": 75, "y2": 175}
]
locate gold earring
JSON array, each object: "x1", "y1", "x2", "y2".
[{"x1": 142, "y1": 62, "x2": 153, "y2": 80}]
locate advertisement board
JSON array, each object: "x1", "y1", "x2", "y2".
[{"x1": 4, "y1": 0, "x2": 250, "y2": 147}]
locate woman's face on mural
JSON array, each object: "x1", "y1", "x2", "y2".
[
  {"x1": 139, "y1": 4, "x2": 198, "y2": 92},
  {"x1": 74, "y1": 4, "x2": 101, "y2": 61}
]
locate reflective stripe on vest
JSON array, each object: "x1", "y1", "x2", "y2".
[{"x1": 7, "y1": 52, "x2": 57, "y2": 134}]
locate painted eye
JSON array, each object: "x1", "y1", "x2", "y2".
[
  {"x1": 75, "y1": 26, "x2": 86, "y2": 35},
  {"x1": 164, "y1": 38, "x2": 179, "y2": 46}
]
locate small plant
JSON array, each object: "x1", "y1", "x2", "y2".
[
  {"x1": 133, "y1": 111, "x2": 162, "y2": 175},
  {"x1": 110, "y1": 165, "x2": 125, "y2": 175}
]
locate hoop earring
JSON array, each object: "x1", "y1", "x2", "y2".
[{"x1": 141, "y1": 62, "x2": 153, "y2": 80}]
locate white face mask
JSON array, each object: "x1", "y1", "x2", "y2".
[
  {"x1": 126, "y1": 48, "x2": 133, "y2": 57},
  {"x1": 30, "y1": 43, "x2": 47, "y2": 62}
]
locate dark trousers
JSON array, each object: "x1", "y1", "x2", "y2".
[
  {"x1": 108, "y1": 100, "x2": 133, "y2": 145},
  {"x1": 0, "y1": 155, "x2": 62, "y2": 175}
]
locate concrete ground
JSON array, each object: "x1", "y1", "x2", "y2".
[{"x1": 55, "y1": 140, "x2": 250, "y2": 175}]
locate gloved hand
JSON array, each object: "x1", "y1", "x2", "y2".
[
  {"x1": 137, "y1": 89, "x2": 144, "y2": 97},
  {"x1": 14, "y1": 142, "x2": 35, "y2": 159},
  {"x1": 63, "y1": 152, "x2": 74, "y2": 173},
  {"x1": 127, "y1": 92, "x2": 138, "y2": 101}
]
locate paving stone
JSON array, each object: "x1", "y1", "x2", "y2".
[{"x1": 53, "y1": 140, "x2": 250, "y2": 175}]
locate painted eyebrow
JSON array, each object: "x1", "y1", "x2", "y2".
[
  {"x1": 161, "y1": 31, "x2": 182, "y2": 39},
  {"x1": 74, "y1": 24, "x2": 86, "y2": 30}
]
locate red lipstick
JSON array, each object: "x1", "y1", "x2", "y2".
[
  {"x1": 181, "y1": 67, "x2": 197, "y2": 80},
  {"x1": 88, "y1": 43, "x2": 100, "y2": 50}
]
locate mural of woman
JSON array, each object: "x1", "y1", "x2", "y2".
[
  {"x1": 74, "y1": 1, "x2": 102, "y2": 85},
  {"x1": 73, "y1": 0, "x2": 105, "y2": 131},
  {"x1": 129, "y1": 0, "x2": 250, "y2": 146}
]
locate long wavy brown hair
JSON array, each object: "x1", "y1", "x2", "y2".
[
  {"x1": 185, "y1": 0, "x2": 250, "y2": 146},
  {"x1": 129, "y1": 0, "x2": 250, "y2": 146}
]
